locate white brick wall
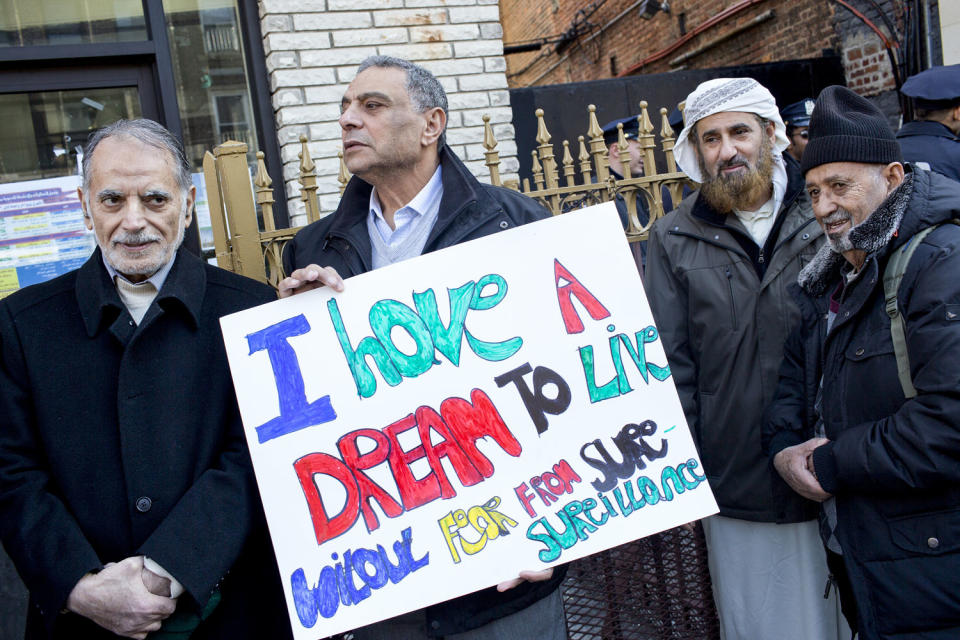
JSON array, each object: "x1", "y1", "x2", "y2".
[{"x1": 259, "y1": 0, "x2": 518, "y2": 225}]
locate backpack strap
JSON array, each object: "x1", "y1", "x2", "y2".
[{"x1": 883, "y1": 224, "x2": 941, "y2": 398}]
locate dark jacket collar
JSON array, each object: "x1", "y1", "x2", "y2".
[
  {"x1": 896, "y1": 120, "x2": 960, "y2": 141},
  {"x1": 324, "y1": 146, "x2": 487, "y2": 247},
  {"x1": 76, "y1": 247, "x2": 206, "y2": 337}
]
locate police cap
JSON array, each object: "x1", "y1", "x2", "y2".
[
  {"x1": 780, "y1": 99, "x2": 816, "y2": 129},
  {"x1": 601, "y1": 116, "x2": 640, "y2": 145},
  {"x1": 901, "y1": 64, "x2": 960, "y2": 109}
]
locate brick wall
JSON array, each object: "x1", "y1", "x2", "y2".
[
  {"x1": 832, "y1": 0, "x2": 902, "y2": 126},
  {"x1": 260, "y1": 0, "x2": 518, "y2": 225},
  {"x1": 502, "y1": 0, "x2": 839, "y2": 87},
  {"x1": 842, "y1": 35, "x2": 896, "y2": 97}
]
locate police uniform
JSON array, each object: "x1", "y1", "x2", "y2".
[
  {"x1": 781, "y1": 99, "x2": 815, "y2": 163},
  {"x1": 598, "y1": 116, "x2": 649, "y2": 270},
  {"x1": 897, "y1": 64, "x2": 960, "y2": 182},
  {"x1": 781, "y1": 99, "x2": 815, "y2": 130}
]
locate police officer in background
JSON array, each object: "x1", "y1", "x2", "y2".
[
  {"x1": 897, "y1": 64, "x2": 960, "y2": 182},
  {"x1": 781, "y1": 98, "x2": 815, "y2": 165},
  {"x1": 600, "y1": 115, "x2": 650, "y2": 272}
]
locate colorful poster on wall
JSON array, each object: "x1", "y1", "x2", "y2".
[
  {"x1": 191, "y1": 171, "x2": 215, "y2": 252},
  {"x1": 220, "y1": 203, "x2": 718, "y2": 639},
  {"x1": 0, "y1": 175, "x2": 95, "y2": 299}
]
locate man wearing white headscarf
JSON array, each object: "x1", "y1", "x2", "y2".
[{"x1": 645, "y1": 78, "x2": 846, "y2": 639}]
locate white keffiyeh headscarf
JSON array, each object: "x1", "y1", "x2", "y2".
[{"x1": 674, "y1": 77, "x2": 791, "y2": 183}]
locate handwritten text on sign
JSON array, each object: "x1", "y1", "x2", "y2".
[{"x1": 220, "y1": 204, "x2": 718, "y2": 639}]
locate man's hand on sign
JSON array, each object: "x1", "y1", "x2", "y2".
[
  {"x1": 278, "y1": 264, "x2": 345, "y2": 298},
  {"x1": 66, "y1": 555, "x2": 177, "y2": 639},
  {"x1": 496, "y1": 567, "x2": 555, "y2": 592},
  {"x1": 773, "y1": 437, "x2": 832, "y2": 502}
]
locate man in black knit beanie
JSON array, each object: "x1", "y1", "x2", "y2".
[{"x1": 765, "y1": 85, "x2": 960, "y2": 639}]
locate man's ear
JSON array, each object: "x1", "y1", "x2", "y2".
[
  {"x1": 184, "y1": 184, "x2": 196, "y2": 228},
  {"x1": 78, "y1": 187, "x2": 93, "y2": 231},
  {"x1": 421, "y1": 107, "x2": 447, "y2": 147},
  {"x1": 882, "y1": 162, "x2": 905, "y2": 192},
  {"x1": 765, "y1": 120, "x2": 777, "y2": 143}
]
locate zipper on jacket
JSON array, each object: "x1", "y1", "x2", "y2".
[
  {"x1": 758, "y1": 248, "x2": 765, "y2": 265},
  {"x1": 725, "y1": 267, "x2": 738, "y2": 330},
  {"x1": 823, "y1": 574, "x2": 836, "y2": 599}
]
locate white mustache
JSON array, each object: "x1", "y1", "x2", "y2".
[
  {"x1": 822, "y1": 210, "x2": 851, "y2": 225},
  {"x1": 112, "y1": 232, "x2": 160, "y2": 246}
]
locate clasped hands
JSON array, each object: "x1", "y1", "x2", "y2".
[
  {"x1": 66, "y1": 555, "x2": 177, "y2": 639},
  {"x1": 773, "y1": 437, "x2": 833, "y2": 502}
]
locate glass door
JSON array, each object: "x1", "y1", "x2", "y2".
[{"x1": 0, "y1": 66, "x2": 154, "y2": 298}]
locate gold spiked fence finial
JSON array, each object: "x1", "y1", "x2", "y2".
[
  {"x1": 298, "y1": 134, "x2": 320, "y2": 224},
  {"x1": 483, "y1": 114, "x2": 503, "y2": 187},
  {"x1": 254, "y1": 151, "x2": 275, "y2": 232},
  {"x1": 586, "y1": 104, "x2": 609, "y2": 184}
]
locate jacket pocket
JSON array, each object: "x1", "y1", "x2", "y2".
[
  {"x1": 860, "y1": 508, "x2": 960, "y2": 635},
  {"x1": 890, "y1": 507, "x2": 960, "y2": 556},
  {"x1": 840, "y1": 330, "x2": 905, "y2": 424},
  {"x1": 724, "y1": 267, "x2": 738, "y2": 331}
]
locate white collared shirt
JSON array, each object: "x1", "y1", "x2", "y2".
[
  {"x1": 367, "y1": 166, "x2": 444, "y2": 270},
  {"x1": 368, "y1": 165, "x2": 443, "y2": 246},
  {"x1": 734, "y1": 195, "x2": 777, "y2": 247}
]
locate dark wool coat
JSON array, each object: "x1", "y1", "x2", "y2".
[
  {"x1": 283, "y1": 147, "x2": 566, "y2": 637},
  {"x1": 644, "y1": 163, "x2": 824, "y2": 523},
  {"x1": 765, "y1": 167, "x2": 960, "y2": 639},
  {"x1": 0, "y1": 248, "x2": 291, "y2": 639}
]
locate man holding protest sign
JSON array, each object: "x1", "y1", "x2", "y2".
[
  {"x1": 0, "y1": 119, "x2": 290, "y2": 639},
  {"x1": 280, "y1": 56, "x2": 566, "y2": 640},
  {"x1": 644, "y1": 78, "x2": 844, "y2": 638}
]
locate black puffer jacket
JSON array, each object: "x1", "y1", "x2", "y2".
[
  {"x1": 765, "y1": 167, "x2": 960, "y2": 639},
  {"x1": 282, "y1": 147, "x2": 565, "y2": 637}
]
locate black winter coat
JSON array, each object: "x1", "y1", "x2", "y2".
[
  {"x1": 765, "y1": 167, "x2": 960, "y2": 639},
  {"x1": 0, "y1": 249, "x2": 291, "y2": 639},
  {"x1": 282, "y1": 147, "x2": 566, "y2": 637}
]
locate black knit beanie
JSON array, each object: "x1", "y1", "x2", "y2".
[{"x1": 801, "y1": 85, "x2": 902, "y2": 173}]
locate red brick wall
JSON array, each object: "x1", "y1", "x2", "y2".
[{"x1": 503, "y1": 0, "x2": 840, "y2": 87}]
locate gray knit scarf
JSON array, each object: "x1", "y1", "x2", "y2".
[{"x1": 798, "y1": 173, "x2": 914, "y2": 296}]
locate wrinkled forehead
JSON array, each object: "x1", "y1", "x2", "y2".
[
  {"x1": 804, "y1": 161, "x2": 883, "y2": 187},
  {"x1": 694, "y1": 110, "x2": 763, "y2": 135},
  {"x1": 86, "y1": 137, "x2": 185, "y2": 201}
]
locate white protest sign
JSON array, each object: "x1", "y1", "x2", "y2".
[{"x1": 220, "y1": 203, "x2": 718, "y2": 639}]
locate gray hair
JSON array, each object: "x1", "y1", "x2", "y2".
[
  {"x1": 356, "y1": 55, "x2": 448, "y2": 150},
  {"x1": 82, "y1": 119, "x2": 192, "y2": 201}
]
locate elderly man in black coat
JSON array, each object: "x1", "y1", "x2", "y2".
[
  {"x1": 0, "y1": 119, "x2": 290, "y2": 639},
  {"x1": 765, "y1": 86, "x2": 960, "y2": 639}
]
